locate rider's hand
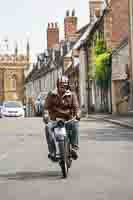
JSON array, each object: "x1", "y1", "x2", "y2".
[
  {"x1": 43, "y1": 111, "x2": 50, "y2": 124},
  {"x1": 75, "y1": 112, "x2": 81, "y2": 121},
  {"x1": 76, "y1": 116, "x2": 80, "y2": 121},
  {"x1": 43, "y1": 116, "x2": 49, "y2": 124}
]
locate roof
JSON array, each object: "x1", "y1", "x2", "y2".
[
  {"x1": 73, "y1": 57, "x2": 80, "y2": 68},
  {"x1": 76, "y1": 23, "x2": 90, "y2": 35},
  {"x1": 25, "y1": 45, "x2": 66, "y2": 83},
  {"x1": 112, "y1": 36, "x2": 129, "y2": 56},
  {"x1": 75, "y1": 20, "x2": 98, "y2": 49},
  {"x1": 65, "y1": 20, "x2": 98, "y2": 58}
]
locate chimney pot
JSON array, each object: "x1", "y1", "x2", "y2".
[
  {"x1": 51, "y1": 22, "x2": 54, "y2": 28},
  {"x1": 55, "y1": 22, "x2": 58, "y2": 28},
  {"x1": 66, "y1": 10, "x2": 69, "y2": 16},
  {"x1": 89, "y1": 0, "x2": 104, "y2": 22},
  {"x1": 72, "y1": 9, "x2": 75, "y2": 16},
  {"x1": 95, "y1": 8, "x2": 101, "y2": 18}
]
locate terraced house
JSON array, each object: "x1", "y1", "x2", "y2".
[{"x1": 25, "y1": 10, "x2": 81, "y2": 116}]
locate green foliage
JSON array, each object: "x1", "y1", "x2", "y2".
[
  {"x1": 94, "y1": 38, "x2": 112, "y2": 89},
  {"x1": 95, "y1": 39, "x2": 106, "y2": 55},
  {"x1": 95, "y1": 52, "x2": 111, "y2": 80}
]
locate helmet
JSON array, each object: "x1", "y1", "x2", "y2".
[{"x1": 57, "y1": 75, "x2": 69, "y2": 88}]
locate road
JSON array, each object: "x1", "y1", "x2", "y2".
[{"x1": 0, "y1": 117, "x2": 133, "y2": 200}]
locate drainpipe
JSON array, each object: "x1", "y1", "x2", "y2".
[
  {"x1": 129, "y1": 0, "x2": 133, "y2": 110},
  {"x1": 109, "y1": 54, "x2": 113, "y2": 113},
  {"x1": 84, "y1": 43, "x2": 90, "y2": 114}
]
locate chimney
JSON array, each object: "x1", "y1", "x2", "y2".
[
  {"x1": 14, "y1": 41, "x2": 18, "y2": 56},
  {"x1": 89, "y1": 0, "x2": 105, "y2": 22},
  {"x1": 64, "y1": 9, "x2": 78, "y2": 41},
  {"x1": 47, "y1": 22, "x2": 59, "y2": 49},
  {"x1": 26, "y1": 39, "x2": 30, "y2": 61}
]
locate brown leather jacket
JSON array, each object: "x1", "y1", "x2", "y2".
[{"x1": 44, "y1": 89, "x2": 80, "y2": 120}]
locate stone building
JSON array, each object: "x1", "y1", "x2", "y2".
[
  {"x1": 25, "y1": 48, "x2": 63, "y2": 100},
  {"x1": 63, "y1": 5, "x2": 91, "y2": 113},
  {"x1": 0, "y1": 41, "x2": 30, "y2": 103},
  {"x1": 64, "y1": 0, "x2": 110, "y2": 114},
  {"x1": 63, "y1": 23, "x2": 92, "y2": 112},
  {"x1": 25, "y1": 26, "x2": 68, "y2": 116},
  {"x1": 25, "y1": 10, "x2": 82, "y2": 116}
]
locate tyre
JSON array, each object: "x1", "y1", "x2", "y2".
[
  {"x1": 60, "y1": 160, "x2": 68, "y2": 178},
  {"x1": 58, "y1": 140, "x2": 68, "y2": 178},
  {"x1": 67, "y1": 142, "x2": 72, "y2": 169}
]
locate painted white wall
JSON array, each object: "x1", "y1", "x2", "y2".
[{"x1": 25, "y1": 62, "x2": 63, "y2": 103}]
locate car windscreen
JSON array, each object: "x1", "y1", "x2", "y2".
[{"x1": 4, "y1": 102, "x2": 22, "y2": 108}]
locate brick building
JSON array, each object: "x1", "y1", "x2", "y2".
[
  {"x1": 111, "y1": 0, "x2": 129, "y2": 48},
  {"x1": 109, "y1": 0, "x2": 130, "y2": 113}
]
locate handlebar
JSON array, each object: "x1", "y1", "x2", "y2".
[{"x1": 56, "y1": 117, "x2": 79, "y2": 124}]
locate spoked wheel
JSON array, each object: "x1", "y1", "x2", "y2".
[{"x1": 58, "y1": 140, "x2": 69, "y2": 178}]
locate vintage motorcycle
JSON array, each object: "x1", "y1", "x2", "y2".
[{"x1": 47, "y1": 118, "x2": 77, "y2": 178}]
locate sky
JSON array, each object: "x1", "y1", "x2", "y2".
[{"x1": 0, "y1": 0, "x2": 90, "y2": 61}]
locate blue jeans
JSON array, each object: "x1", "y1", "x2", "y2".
[{"x1": 45, "y1": 120, "x2": 79, "y2": 154}]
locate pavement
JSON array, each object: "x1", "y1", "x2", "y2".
[
  {"x1": 0, "y1": 118, "x2": 133, "y2": 199},
  {"x1": 82, "y1": 112, "x2": 133, "y2": 129}
]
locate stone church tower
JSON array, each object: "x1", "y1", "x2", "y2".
[{"x1": 0, "y1": 40, "x2": 30, "y2": 103}]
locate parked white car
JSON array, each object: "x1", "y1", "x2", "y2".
[{"x1": 1, "y1": 101, "x2": 25, "y2": 118}]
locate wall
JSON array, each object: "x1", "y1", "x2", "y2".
[
  {"x1": 112, "y1": 42, "x2": 129, "y2": 113},
  {"x1": 111, "y1": 0, "x2": 129, "y2": 49}
]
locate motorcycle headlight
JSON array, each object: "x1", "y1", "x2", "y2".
[{"x1": 57, "y1": 120, "x2": 65, "y2": 128}]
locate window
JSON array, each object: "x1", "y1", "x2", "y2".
[{"x1": 11, "y1": 75, "x2": 17, "y2": 90}]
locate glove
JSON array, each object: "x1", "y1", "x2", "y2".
[{"x1": 76, "y1": 111, "x2": 81, "y2": 121}]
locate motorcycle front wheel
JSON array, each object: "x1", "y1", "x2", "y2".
[{"x1": 58, "y1": 140, "x2": 68, "y2": 178}]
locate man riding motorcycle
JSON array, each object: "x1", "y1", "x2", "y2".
[{"x1": 43, "y1": 75, "x2": 80, "y2": 160}]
